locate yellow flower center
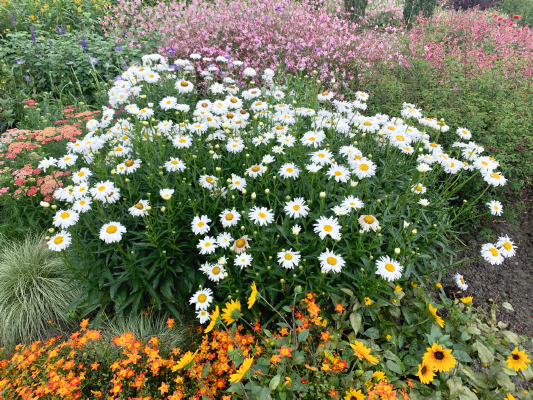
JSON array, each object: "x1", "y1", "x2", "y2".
[
  {"x1": 80, "y1": 201, "x2": 86, "y2": 205},
  {"x1": 359, "y1": 164, "x2": 369, "y2": 171},
  {"x1": 276, "y1": 126, "x2": 284, "y2": 130},
  {"x1": 171, "y1": 160, "x2": 179, "y2": 165},
  {"x1": 60, "y1": 212, "x2": 70, "y2": 219},
  {"x1": 416, "y1": 186, "x2": 422, "y2": 191},
  {"x1": 225, "y1": 213, "x2": 234, "y2": 220},
  {"x1": 430, "y1": 143, "x2": 438, "y2": 148},
  {"x1": 396, "y1": 135, "x2": 404, "y2": 141},
  {"x1": 106, "y1": 226, "x2": 117, "y2": 234},
  {"x1": 252, "y1": 166, "x2": 260, "y2": 172},
  {"x1": 258, "y1": 212, "x2": 266, "y2": 218},
  {"x1": 322, "y1": 91, "x2": 328, "y2": 96},
  {"x1": 230, "y1": 98, "x2": 238, "y2": 103},
  {"x1": 363, "y1": 121, "x2": 372, "y2": 126},
  {"x1": 212, "y1": 267, "x2": 221, "y2": 275},
  {"x1": 135, "y1": 203, "x2": 144, "y2": 210},
  {"x1": 285, "y1": 254, "x2": 293, "y2": 260},
  {"x1": 226, "y1": 113, "x2": 234, "y2": 119},
  {"x1": 335, "y1": 171, "x2": 342, "y2": 176},
  {"x1": 179, "y1": 138, "x2": 186, "y2": 143},
  {"x1": 364, "y1": 216, "x2": 374, "y2": 224},
  {"x1": 198, "y1": 222, "x2": 205, "y2": 227},
  {"x1": 318, "y1": 153, "x2": 325, "y2": 158},
  {"x1": 98, "y1": 186, "x2": 106, "y2": 191},
  {"x1": 115, "y1": 147, "x2": 123, "y2": 152},
  {"x1": 53, "y1": 237, "x2": 63, "y2": 245},
  {"x1": 309, "y1": 137, "x2": 315, "y2": 141},
  {"x1": 198, "y1": 294, "x2": 207, "y2": 302},
  {"x1": 78, "y1": 172, "x2": 85, "y2": 176},
  {"x1": 286, "y1": 168, "x2": 293, "y2": 173},
  {"x1": 489, "y1": 248, "x2": 499, "y2": 257},
  {"x1": 503, "y1": 242, "x2": 512, "y2": 250},
  {"x1": 293, "y1": 205, "x2": 300, "y2": 211},
  {"x1": 206, "y1": 177, "x2": 214, "y2": 183},
  {"x1": 236, "y1": 239, "x2": 246, "y2": 248},
  {"x1": 460, "y1": 278, "x2": 465, "y2": 284},
  {"x1": 490, "y1": 173, "x2": 500, "y2": 179},
  {"x1": 181, "y1": 81, "x2": 189, "y2": 87},
  {"x1": 385, "y1": 263, "x2": 395, "y2": 272},
  {"x1": 125, "y1": 160, "x2": 134, "y2": 167},
  {"x1": 324, "y1": 225, "x2": 333, "y2": 232},
  {"x1": 327, "y1": 257, "x2": 337, "y2": 265}
]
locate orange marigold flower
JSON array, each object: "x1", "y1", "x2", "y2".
[
  {"x1": 278, "y1": 345, "x2": 293, "y2": 358},
  {"x1": 321, "y1": 331, "x2": 332, "y2": 342},
  {"x1": 335, "y1": 303, "x2": 345, "y2": 313},
  {"x1": 279, "y1": 327, "x2": 289, "y2": 336},
  {"x1": 167, "y1": 318, "x2": 175, "y2": 329},
  {"x1": 270, "y1": 354, "x2": 282, "y2": 365},
  {"x1": 329, "y1": 389, "x2": 338, "y2": 397},
  {"x1": 159, "y1": 382, "x2": 169, "y2": 395},
  {"x1": 80, "y1": 319, "x2": 89, "y2": 330}
]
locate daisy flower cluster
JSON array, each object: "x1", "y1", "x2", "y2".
[{"x1": 39, "y1": 53, "x2": 514, "y2": 322}]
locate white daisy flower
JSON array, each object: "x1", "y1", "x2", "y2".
[
  {"x1": 160, "y1": 188, "x2": 175, "y2": 201},
  {"x1": 248, "y1": 206, "x2": 274, "y2": 226},
  {"x1": 216, "y1": 232, "x2": 234, "y2": 249},
  {"x1": 358, "y1": 215, "x2": 380, "y2": 232},
  {"x1": 496, "y1": 235, "x2": 516, "y2": 257},
  {"x1": 480, "y1": 243, "x2": 505, "y2": 265},
  {"x1": 209, "y1": 83, "x2": 226, "y2": 94},
  {"x1": 411, "y1": 183, "x2": 427, "y2": 194},
  {"x1": 454, "y1": 273, "x2": 469, "y2": 290},
  {"x1": 318, "y1": 249, "x2": 345, "y2": 273},
  {"x1": 220, "y1": 209, "x2": 241, "y2": 228},
  {"x1": 173, "y1": 135, "x2": 193, "y2": 148},
  {"x1": 341, "y1": 195, "x2": 364, "y2": 211},
  {"x1": 197, "y1": 309, "x2": 211, "y2": 324},
  {"x1": 197, "y1": 236, "x2": 217, "y2": 255},
  {"x1": 243, "y1": 67, "x2": 257, "y2": 77},
  {"x1": 418, "y1": 199, "x2": 430, "y2": 207},
  {"x1": 456, "y1": 127, "x2": 472, "y2": 140},
  {"x1": 301, "y1": 131, "x2": 325, "y2": 147},
  {"x1": 99, "y1": 222, "x2": 127, "y2": 243},
  {"x1": 165, "y1": 157, "x2": 186, "y2": 172},
  {"x1": 305, "y1": 163, "x2": 322, "y2": 173},
  {"x1": 332, "y1": 206, "x2": 349, "y2": 216},
  {"x1": 474, "y1": 157, "x2": 499, "y2": 173},
  {"x1": 278, "y1": 163, "x2": 300, "y2": 179},
  {"x1": 326, "y1": 163, "x2": 351, "y2": 183},
  {"x1": 230, "y1": 175, "x2": 247, "y2": 191},
  {"x1": 160, "y1": 96, "x2": 177, "y2": 110},
  {"x1": 277, "y1": 249, "x2": 301, "y2": 269},
  {"x1": 199, "y1": 175, "x2": 217, "y2": 189},
  {"x1": 317, "y1": 90, "x2": 334, "y2": 101},
  {"x1": 262, "y1": 154, "x2": 275, "y2": 164},
  {"x1": 72, "y1": 168, "x2": 92, "y2": 184},
  {"x1": 129, "y1": 200, "x2": 150, "y2": 217},
  {"x1": 351, "y1": 159, "x2": 377, "y2": 179},
  {"x1": 72, "y1": 198, "x2": 92, "y2": 213},
  {"x1": 486, "y1": 200, "x2": 503, "y2": 216},
  {"x1": 207, "y1": 263, "x2": 226, "y2": 282},
  {"x1": 375, "y1": 256, "x2": 403, "y2": 281},
  {"x1": 57, "y1": 154, "x2": 78, "y2": 169},
  {"x1": 53, "y1": 209, "x2": 79, "y2": 229},
  {"x1": 47, "y1": 231, "x2": 72, "y2": 252},
  {"x1": 284, "y1": 198, "x2": 310, "y2": 219},
  {"x1": 175, "y1": 80, "x2": 194, "y2": 93},
  {"x1": 313, "y1": 216, "x2": 342, "y2": 240},
  {"x1": 247, "y1": 164, "x2": 264, "y2": 178},
  {"x1": 417, "y1": 163, "x2": 432, "y2": 173},
  {"x1": 235, "y1": 252, "x2": 253, "y2": 269},
  {"x1": 72, "y1": 183, "x2": 90, "y2": 199},
  {"x1": 189, "y1": 288, "x2": 213, "y2": 311},
  {"x1": 482, "y1": 171, "x2": 507, "y2": 187},
  {"x1": 310, "y1": 149, "x2": 333, "y2": 165},
  {"x1": 191, "y1": 215, "x2": 212, "y2": 235},
  {"x1": 37, "y1": 157, "x2": 57, "y2": 171}
]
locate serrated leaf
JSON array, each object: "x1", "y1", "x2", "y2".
[
  {"x1": 269, "y1": 375, "x2": 281, "y2": 390},
  {"x1": 298, "y1": 329, "x2": 309, "y2": 342}
]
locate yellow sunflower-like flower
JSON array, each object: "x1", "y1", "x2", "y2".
[
  {"x1": 415, "y1": 362, "x2": 436, "y2": 384},
  {"x1": 423, "y1": 343, "x2": 456, "y2": 372},
  {"x1": 460, "y1": 297, "x2": 473, "y2": 304},
  {"x1": 248, "y1": 282, "x2": 258, "y2": 309},
  {"x1": 372, "y1": 371, "x2": 386, "y2": 382},
  {"x1": 350, "y1": 340, "x2": 379, "y2": 365},
  {"x1": 229, "y1": 357, "x2": 254, "y2": 382},
  {"x1": 172, "y1": 349, "x2": 198, "y2": 371},
  {"x1": 204, "y1": 306, "x2": 219, "y2": 334},
  {"x1": 506, "y1": 347, "x2": 531, "y2": 372},
  {"x1": 428, "y1": 304, "x2": 444, "y2": 328},
  {"x1": 222, "y1": 299, "x2": 242, "y2": 325},
  {"x1": 364, "y1": 297, "x2": 372, "y2": 306},
  {"x1": 344, "y1": 387, "x2": 365, "y2": 400}
]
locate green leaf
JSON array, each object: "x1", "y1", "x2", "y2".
[
  {"x1": 521, "y1": 366, "x2": 533, "y2": 381},
  {"x1": 496, "y1": 371, "x2": 515, "y2": 391},
  {"x1": 350, "y1": 312, "x2": 362, "y2": 333},
  {"x1": 340, "y1": 288, "x2": 354, "y2": 297},
  {"x1": 447, "y1": 377, "x2": 463, "y2": 399},
  {"x1": 386, "y1": 360, "x2": 403, "y2": 375},
  {"x1": 298, "y1": 329, "x2": 309, "y2": 342},
  {"x1": 269, "y1": 375, "x2": 281, "y2": 390},
  {"x1": 365, "y1": 327, "x2": 379, "y2": 339},
  {"x1": 473, "y1": 341, "x2": 494, "y2": 365},
  {"x1": 453, "y1": 350, "x2": 472, "y2": 363},
  {"x1": 201, "y1": 362, "x2": 210, "y2": 378},
  {"x1": 500, "y1": 330, "x2": 520, "y2": 346},
  {"x1": 458, "y1": 387, "x2": 478, "y2": 400}
]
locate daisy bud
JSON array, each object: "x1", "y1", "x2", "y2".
[
  {"x1": 262, "y1": 166, "x2": 268, "y2": 172},
  {"x1": 241, "y1": 226, "x2": 245, "y2": 231},
  {"x1": 41, "y1": 201, "x2": 50, "y2": 208},
  {"x1": 51, "y1": 205, "x2": 57, "y2": 209},
  {"x1": 370, "y1": 256, "x2": 373, "y2": 259},
  {"x1": 412, "y1": 229, "x2": 418, "y2": 234},
  {"x1": 331, "y1": 79, "x2": 336, "y2": 83},
  {"x1": 316, "y1": 80, "x2": 321, "y2": 84},
  {"x1": 48, "y1": 228, "x2": 55, "y2": 233},
  {"x1": 350, "y1": 180, "x2": 358, "y2": 187},
  {"x1": 267, "y1": 266, "x2": 271, "y2": 270},
  {"x1": 265, "y1": 189, "x2": 270, "y2": 194},
  {"x1": 394, "y1": 248, "x2": 401, "y2": 254},
  {"x1": 251, "y1": 192, "x2": 256, "y2": 200},
  {"x1": 242, "y1": 189, "x2": 247, "y2": 195},
  {"x1": 253, "y1": 115, "x2": 258, "y2": 119},
  {"x1": 140, "y1": 95, "x2": 146, "y2": 99},
  {"x1": 145, "y1": 206, "x2": 152, "y2": 211},
  {"x1": 45, "y1": 236, "x2": 50, "y2": 240},
  {"x1": 142, "y1": 121, "x2": 149, "y2": 126},
  {"x1": 125, "y1": 178, "x2": 130, "y2": 183},
  {"x1": 295, "y1": 285, "x2": 302, "y2": 293},
  {"x1": 418, "y1": 147, "x2": 424, "y2": 152},
  {"x1": 250, "y1": 81, "x2": 255, "y2": 85},
  {"x1": 320, "y1": 192, "x2": 326, "y2": 198},
  {"x1": 162, "y1": 250, "x2": 166, "y2": 254},
  {"x1": 377, "y1": 199, "x2": 381, "y2": 203},
  {"x1": 156, "y1": 133, "x2": 161, "y2": 137},
  {"x1": 378, "y1": 130, "x2": 384, "y2": 136},
  {"x1": 378, "y1": 233, "x2": 382, "y2": 237},
  {"x1": 142, "y1": 138, "x2": 148, "y2": 141},
  {"x1": 292, "y1": 225, "x2": 301, "y2": 235},
  {"x1": 209, "y1": 150, "x2": 214, "y2": 155},
  {"x1": 368, "y1": 154, "x2": 372, "y2": 158},
  {"x1": 131, "y1": 251, "x2": 134, "y2": 254},
  {"x1": 175, "y1": 111, "x2": 180, "y2": 115},
  {"x1": 463, "y1": 199, "x2": 467, "y2": 203},
  {"x1": 161, "y1": 207, "x2": 166, "y2": 212},
  {"x1": 246, "y1": 154, "x2": 250, "y2": 158},
  {"x1": 111, "y1": 169, "x2": 116, "y2": 175},
  {"x1": 359, "y1": 230, "x2": 364, "y2": 235},
  {"x1": 192, "y1": 155, "x2": 197, "y2": 159},
  {"x1": 286, "y1": 195, "x2": 291, "y2": 200},
  {"x1": 313, "y1": 70, "x2": 318, "y2": 75},
  {"x1": 404, "y1": 221, "x2": 410, "y2": 228},
  {"x1": 377, "y1": 226, "x2": 381, "y2": 232},
  {"x1": 361, "y1": 133, "x2": 366, "y2": 137}
]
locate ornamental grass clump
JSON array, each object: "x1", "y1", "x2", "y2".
[
  {"x1": 0, "y1": 233, "x2": 79, "y2": 346},
  {"x1": 35, "y1": 53, "x2": 516, "y2": 323}
]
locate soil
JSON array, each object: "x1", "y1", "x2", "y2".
[{"x1": 446, "y1": 188, "x2": 533, "y2": 337}]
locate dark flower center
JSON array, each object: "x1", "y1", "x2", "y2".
[
  {"x1": 421, "y1": 366, "x2": 427, "y2": 374},
  {"x1": 434, "y1": 351, "x2": 444, "y2": 360},
  {"x1": 513, "y1": 354, "x2": 520, "y2": 360}
]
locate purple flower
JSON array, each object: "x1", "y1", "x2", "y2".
[
  {"x1": 224, "y1": 54, "x2": 232, "y2": 60},
  {"x1": 66, "y1": 61, "x2": 76, "y2": 65},
  {"x1": 89, "y1": 57, "x2": 98, "y2": 66},
  {"x1": 30, "y1": 25, "x2": 36, "y2": 42},
  {"x1": 24, "y1": 76, "x2": 31, "y2": 83},
  {"x1": 80, "y1": 36, "x2": 88, "y2": 50},
  {"x1": 16, "y1": 60, "x2": 23, "y2": 64},
  {"x1": 114, "y1": 75, "x2": 123, "y2": 82},
  {"x1": 114, "y1": 46, "x2": 122, "y2": 52},
  {"x1": 166, "y1": 48, "x2": 175, "y2": 55},
  {"x1": 103, "y1": 74, "x2": 109, "y2": 78},
  {"x1": 8, "y1": 13, "x2": 15, "y2": 26}
]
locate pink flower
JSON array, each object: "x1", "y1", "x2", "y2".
[
  {"x1": 27, "y1": 186, "x2": 38, "y2": 196},
  {"x1": 33, "y1": 168, "x2": 41, "y2": 174},
  {"x1": 14, "y1": 178, "x2": 26, "y2": 186},
  {"x1": 0, "y1": 187, "x2": 9, "y2": 194}
]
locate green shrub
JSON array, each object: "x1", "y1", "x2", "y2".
[
  {"x1": 499, "y1": 0, "x2": 533, "y2": 27},
  {"x1": 0, "y1": 233, "x2": 79, "y2": 346}
]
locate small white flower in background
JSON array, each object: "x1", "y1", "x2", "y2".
[
  {"x1": 216, "y1": 232, "x2": 233, "y2": 249},
  {"x1": 53, "y1": 209, "x2": 79, "y2": 229},
  {"x1": 411, "y1": 183, "x2": 427, "y2": 194},
  {"x1": 277, "y1": 249, "x2": 301, "y2": 269},
  {"x1": 317, "y1": 90, "x2": 334, "y2": 101},
  {"x1": 417, "y1": 163, "x2": 432, "y2": 173},
  {"x1": 355, "y1": 91, "x2": 369, "y2": 101},
  {"x1": 456, "y1": 127, "x2": 472, "y2": 140},
  {"x1": 318, "y1": 249, "x2": 345, "y2": 273},
  {"x1": 37, "y1": 157, "x2": 57, "y2": 171},
  {"x1": 262, "y1": 154, "x2": 275, "y2": 164},
  {"x1": 278, "y1": 163, "x2": 300, "y2": 179},
  {"x1": 48, "y1": 231, "x2": 72, "y2": 252},
  {"x1": 454, "y1": 273, "x2": 469, "y2": 290},
  {"x1": 189, "y1": 288, "x2": 213, "y2": 311},
  {"x1": 327, "y1": 163, "x2": 351, "y2": 183},
  {"x1": 189, "y1": 53, "x2": 201, "y2": 59},
  {"x1": 159, "y1": 96, "x2": 177, "y2": 110},
  {"x1": 418, "y1": 199, "x2": 430, "y2": 207},
  {"x1": 341, "y1": 195, "x2": 364, "y2": 211},
  {"x1": 191, "y1": 215, "x2": 211, "y2": 235},
  {"x1": 314, "y1": 216, "x2": 342, "y2": 240},
  {"x1": 230, "y1": 175, "x2": 247, "y2": 191},
  {"x1": 99, "y1": 222, "x2": 127, "y2": 243},
  {"x1": 57, "y1": 154, "x2": 78, "y2": 169},
  {"x1": 375, "y1": 256, "x2": 403, "y2": 281},
  {"x1": 243, "y1": 67, "x2": 257, "y2": 77},
  {"x1": 129, "y1": 200, "x2": 150, "y2": 217},
  {"x1": 305, "y1": 163, "x2": 322, "y2": 173},
  {"x1": 40, "y1": 201, "x2": 50, "y2": 208},
  {"x1": 403, "y1": 221, "x2": 411, "y2": 228},
  {"x1": 292, "y1": 225, "x2": 302, "y2": 235},
  {"x1": 284, "y1": 198, "x2": 309, "y2": 219},
  {"x1": 165, "y1": 157, "x2": 186, "y2": 172},
  {"x1": 480, "y1": 243, "x2": 505, "y2": 265},
  {"x1": 235, "y1": 252, "x2": 253, "y2": 269},
  {"x1": 160, "y1": 188, "x2": 175, "y2": 201},
  {"x1": 496, "y1": 235, "x2": 516, "y2": 257},
  {"x1": 72, "y1": 198, "x2": 92, "y2": 213},
  {"x1": 486, "y1": 200, "x2": 503, "y2": 216},
  {"x1": 197, "y1": 236, "x2": 217, "y2": 255},
  {"x1": 332, "y1": 206, "x2": 349, "y2": 216},
  {"x1": 197, "y1": 309, "x2": 211, "y2": 324},
  {"x1": 482, "y1": 171, "x2": 507, "y2": 187}
]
